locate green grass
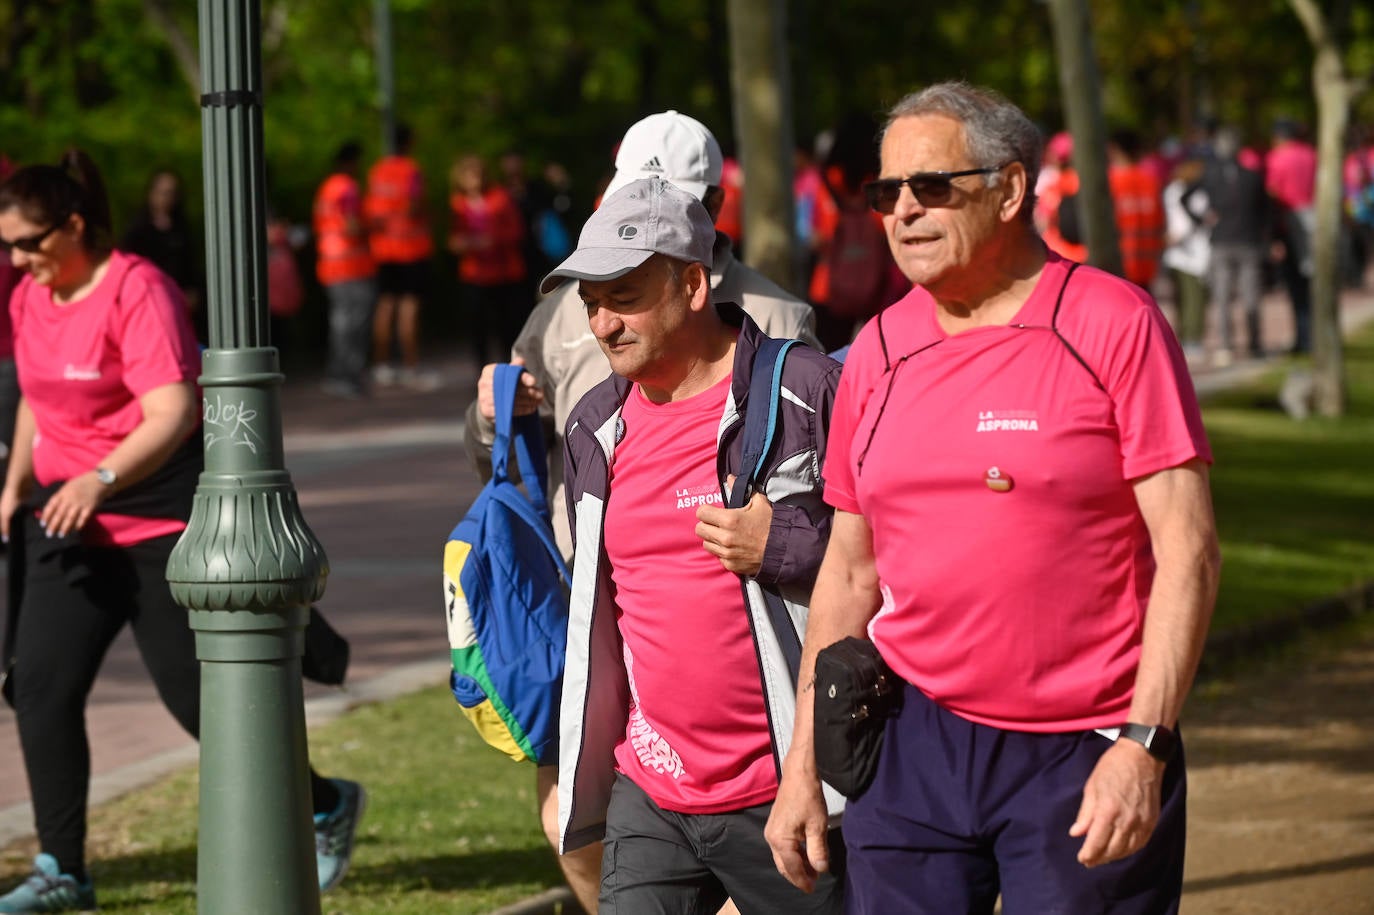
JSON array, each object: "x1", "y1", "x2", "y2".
[
  {"x1": 0, "y1": 686, "x2": 564, "y2": 914},
  {"x1": 1205, "y1": 330, "x2": 1374, "y2": 632},
  {"x1": 3, "y1": 326, "x2": 1372, "y2": 912}
]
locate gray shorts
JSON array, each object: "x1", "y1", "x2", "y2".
[{"x1": 600, "y1": 772, "x2": 845, "y2": 915}]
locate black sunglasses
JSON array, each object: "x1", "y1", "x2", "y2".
[
  {"x1": 863, "y1": 163, "x2": 1012, "y2": 214},
  {"x1": 0, "y1": 217, "x2": 68, "y2": 255}
]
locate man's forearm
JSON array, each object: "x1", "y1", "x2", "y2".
[
  {"x1": 1128, "y1": 462, "x2": 1221, "y2": 728},
  {"x1": 1127, "y1": 533, "x2": 1219, "y2": 728}
]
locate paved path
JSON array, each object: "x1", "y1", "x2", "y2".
[{"x1": 1, "y1": 276, "x2": 1372, "y2": 890}]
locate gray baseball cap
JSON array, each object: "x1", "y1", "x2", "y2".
[{"x1": 539, "y1": 176, "x2": 715, "y2": 294}]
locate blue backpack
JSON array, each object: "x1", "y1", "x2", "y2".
[{"x1": 443, "y1": 365, "x2": 571, "y2": 765}]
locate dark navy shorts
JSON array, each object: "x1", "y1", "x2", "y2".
[{"x1": 843, "y1": 682, "x2": 1186, "y2": 915}]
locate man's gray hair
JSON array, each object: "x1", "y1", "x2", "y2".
[{"x1": 883, "y1": 81, "x2": 1043, "y2": 224}]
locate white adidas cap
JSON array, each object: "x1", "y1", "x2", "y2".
[{"x1": 603, "y1": 110, "x2": 724, "y2": 201}]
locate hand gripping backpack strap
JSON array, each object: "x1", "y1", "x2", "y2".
[
  {"x1": 727, "y1": 337, "x2": 801, "y2": 510},
  {"x1": 727, "y1": 337, "x2": 805, "y2": 684},
  {"x1": 491, "y1": 363, "x2": 554, "y2": 521}
]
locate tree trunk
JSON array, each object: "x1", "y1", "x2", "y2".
[
  {"x1": 1287, "y1": 0, "x2": 1363, "y2": 417},
  {"x1": 1309, "y1": 59, "x2": 1350, "y2": 416},
  {"x1": 1047, "y1": 0, "x2": 1122, "y2": 277},
  {"x1": 726, "y1": 0, "x2": 798, "y2": 293}
]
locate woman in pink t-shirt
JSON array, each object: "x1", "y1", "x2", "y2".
[{"x1": 0, "y1": 151, "x2": 361, "y2": 909}]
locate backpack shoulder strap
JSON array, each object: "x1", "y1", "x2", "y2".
[
  {"x1": 491, "y1": 363, "x2": 554, "y2": 521},
  {"x1": 727, "y1": 337, "x2": 800, "y2": 510}
]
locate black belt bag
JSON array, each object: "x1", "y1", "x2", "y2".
[{"x1": 813, "y1": 636, "x2": 902, "y2": 798}]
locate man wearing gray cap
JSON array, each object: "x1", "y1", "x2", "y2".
[
  {"x1": 465, "y1": 110, "x2": 819, "y2": 560},
  {"x1": 550, "y1": 176, "x2": 843, "y2": 914},
  {"x1": 462, "y1": 110, "x2": 819, "y2": 912}
]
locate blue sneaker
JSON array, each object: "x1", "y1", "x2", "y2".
[
  {"x1": 315, "y1": 778, "x2": 367, "y2": 892},
  {"x1": 0, "y1": 854, "x2": 96, "y2": 913}
]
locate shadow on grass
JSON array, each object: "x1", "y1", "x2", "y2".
[
  {"x1": 88, "y1": 846, "x2": 196, "y2": 889},
  {"x1": 1187, "y1": 618, "x2": 1374, "y2": 775},
  {"x1": 80, "y1": 843, "x2": 562, "y2": 906},
  {"x1": 342, "y1": 847, "x2": 561, "y2": 893}
]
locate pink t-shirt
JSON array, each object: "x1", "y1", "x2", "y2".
[
  {"x1": 825, "y1": 254, "x2": 1210, "y2": 732},
  {"x1": 1265, "y1": 140, "x2": 1317, "y2": 210},
  {"x1": 11, "y1": 250, "x2": 201, "y2": 545},
  {"x1": 603, "y1": 376, "x2": 777, "y2": 814}
]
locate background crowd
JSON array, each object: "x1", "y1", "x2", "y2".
[{"x1": 5, "y1": 109, "x2": 1373, "y2": 398}]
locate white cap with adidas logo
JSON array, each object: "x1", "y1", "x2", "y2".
[{"x1": 603, "y1": 110, "x2": 724, "y2": 202}]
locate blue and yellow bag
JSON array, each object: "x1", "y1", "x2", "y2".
[{"x1": 443, "y1": 364, "x2": 570, "y2": 765}]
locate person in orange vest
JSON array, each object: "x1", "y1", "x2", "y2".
[
  {"x1": 365, "y1": 124, "x2": 438, "y2": 390},
  {"x1": 1039, "y1": 131, "x2": 1089, "y2": 264},
  {"x1": 1108, "y1": 130, "x2": 1166, "y2": 290},
  {"x1": 313, "y1": 141, "x2": 376, "y2": 398}
]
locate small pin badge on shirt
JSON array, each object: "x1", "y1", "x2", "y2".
[
  {"x1": 985, "y1": 466, "x2": 1013, "y2": 492},
  {"x1": 615, "y1": 416, "x2": 626, "y2": 444}
]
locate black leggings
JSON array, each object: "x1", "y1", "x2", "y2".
[{"x1": 11, "y1": 531, "x2": 336, "y2": 876}]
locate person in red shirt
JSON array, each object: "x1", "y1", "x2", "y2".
[
  {"x1": 448, "y1": 154, "x2": 526, "y2": 368},
  {"x1": 0, "y1": 150, "x2": 364, "y2": 912},
  {"x1": 1108, "y1": 130, "x2": 1166, "y2": 290},
  {"x1": 313, "y1": 141, "x2": 377, "y2": 397},
  {"x1": 365, "y1": 124, "x2": 437, "y2": 390}
]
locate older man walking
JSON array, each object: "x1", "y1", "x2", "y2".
[{"x1": 766, "y1": 81, "x2": 1219, "y2": 915}]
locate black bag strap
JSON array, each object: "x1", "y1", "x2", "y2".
[{"x1": 491, "y1": 363, "x2": 554, "y2": 521}]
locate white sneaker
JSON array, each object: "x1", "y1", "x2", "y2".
[
  {"x1": 371, "y1": 364, "x2": 398, "y2": 387},
  {"x1": 1211, "y1": 348, "x2": 1234, "y2": 369},
  {"x1": 396, "y1": 367, "x2": 442, "y2": 392}
]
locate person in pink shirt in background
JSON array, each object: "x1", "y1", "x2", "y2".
[
  {"x1": 1265, "y1": 118, "x2": 1318, "y2": 352},
  {"x1": 0, "y1": 150, "x2": 363, "y2": 912}
]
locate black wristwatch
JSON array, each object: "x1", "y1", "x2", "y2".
[{"x1": 1118, "y1": 723, "x2": 1178, "y2": 762}]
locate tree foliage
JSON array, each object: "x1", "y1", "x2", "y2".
[{"x1": 0, "y1": 0, "x2": 1366, "y2": 261}]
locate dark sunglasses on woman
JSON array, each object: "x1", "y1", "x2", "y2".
[{"x1": 0, "y1": 217, "x2": 68, "y2": 255}]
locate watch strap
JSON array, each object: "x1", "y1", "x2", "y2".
[{"x1": 1117, "y1": 722, "x2": 1177, "y2": 762}]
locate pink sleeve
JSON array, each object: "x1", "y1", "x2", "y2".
[
  {"x1": 822, "y1": 331, "x2": 888, "y2": 513},
  {"x1": 822, "y1": 371, "x2": 861, "y2": 512},
  {"x1": 117, "y1": 265, "x2": 200, "y2": 397},
  {"x1": 1099, "y1": 301, "x2": 1212, "y2": 479}
]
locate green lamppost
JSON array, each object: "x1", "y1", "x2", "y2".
[{"x1": 166, "y1": 2, "x2": 327, "y2": 912}]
